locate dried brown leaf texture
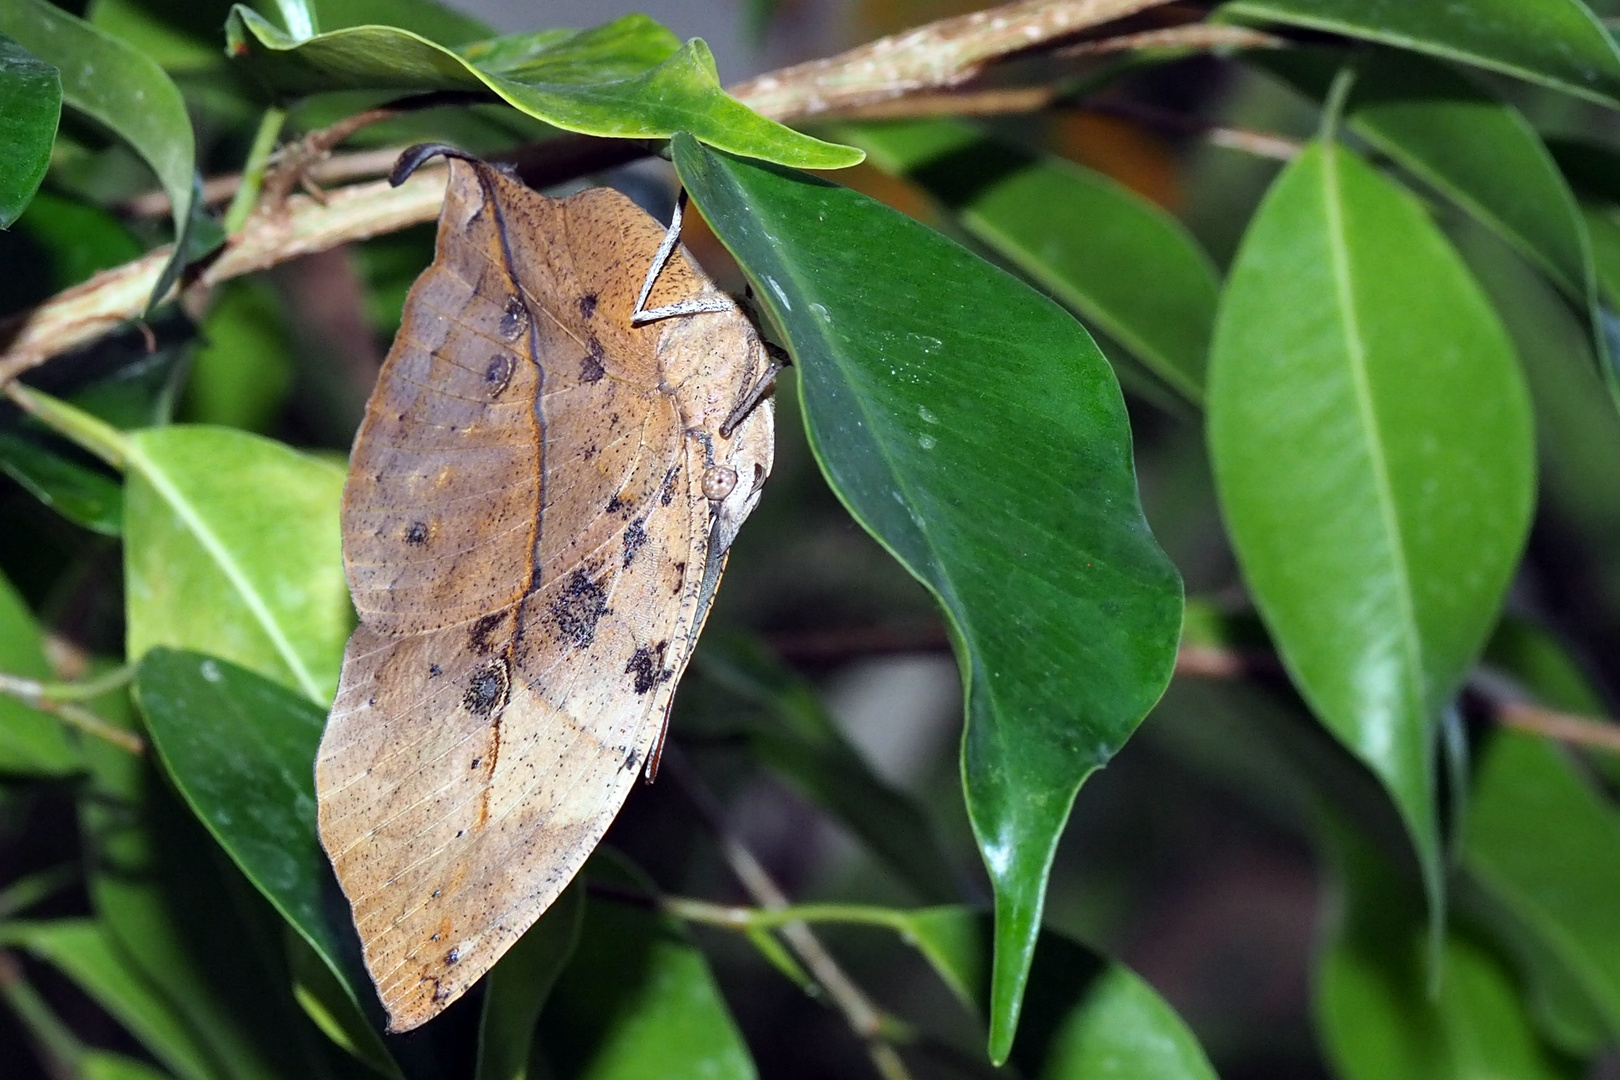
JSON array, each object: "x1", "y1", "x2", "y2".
[{"x1": 315, "y1": 152, "x2": 775, "y2": 1031}]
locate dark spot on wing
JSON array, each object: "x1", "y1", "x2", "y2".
[
  {"x1": 550, "y1": 569, "x2": 608, "y2": 649},
  {"x1": 659, "y1": 464, "x2": 680, "y2": 506},
  {"x1": 579, "y1": 293, "x2": 598, "y2": 319},
  {"x1": 622, "y1": 748, "x2": 640, "y2": 772},
  {"x1": 606, "y1": 493, "x2": 624, "y2": 514},
  {"x1": 462, "y1": 660, "x2": 510, "y2": 716},
  {"x1": 622, "y1": 518, "x2": 647, "y2": 567},
  {"x1": 579, "y1": 348, "x2": 605, "y2": 384},
  {"x1": 498, "y1": 295, "x2": 528, "y2": 340},
  {"x1": 428, "y1": 663, "x2": 442, "y2": 678},
  {"x1": 484, "y1": 353, "x2": 515, "y2": 396},
  {"x1": 626, "y1": 640, "x2": 671, "y2": 695},
  {"x1": 468, "y1": 612, "x2": 506, "y2": 655},
  {"x1": 405, "y1": 521, "x2": 429, "y2": 545},
  {"x1": 446, "y1": 948, "x2": 461, "y2": 965}
]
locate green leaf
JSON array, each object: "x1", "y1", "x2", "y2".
[
  {"x1": 225, "y1": 8, "x2": 861, "y2": 170},
  {"x1": 0, "y1": 0, "x2": 211, "y2": 308},
  {"x1": 311, "y1": 0, "x2": 489, "y2": 43},
  {"x1": 0, "y1": 567, "x2": 80, "y2": 775},
  {"x1": 477, "y1": 884, "x2": 584, "y2": 1080},
  {"x1": 1465, "y1": 730, "x2": 1620, "y2": 1042},
  {"x1": 124, "y1": 426, "x2": 350, "y2": 704},
  {"x1": 287, "y1": 930, "x2": 401, "y2": 1079},
  {"x1": 693, "y1": 632, "x2": 963, "y2": 903},
  {"x1": 182, "y1": 281, "x2": 295, "y2": 433},
  {"x1": 0, "y1": 33, "x2": 59, "y2": 228},
  {"x1": 847, "y1": 119, "x2": 1220, "y2": 403},
  {"x1": 881, "y1": 907, "x2": 1216, "y2": 1079},
  {"x1": 132, "y1": 647, "x2": 388, "y2": 1062},
  {"x1": 1207, "y1": 140, "x2": 1534, "y2": 927},
  {"x1": 13, "y1": 189, "x2": 145, "y2": 292},
  {"x1": 0, "y1": 431, "x2": 122, "y2": 535},
  {"x1": 672, "y1": 134, "x2": 1183, "y2": 1064},
  {"x1": 1220, "y1": 0, "x2": 1620, "y2": 106},
  {"x1": 542, "y1": 864, "x2": 756, "y2": 1080},
  {"x1": 82, "y1": 1052, "x2": 176, "y2": 1080},
  {"x1": 1316, "y1": 815, "x2": 1576, "y2": 1080},
  {"x1": 0, "y1": 920, "x2": 216, "y2": 1080}
]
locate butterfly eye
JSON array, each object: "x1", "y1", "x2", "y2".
[{"x1": 702, "y1": 465, "x2": 739, "y2": 501}]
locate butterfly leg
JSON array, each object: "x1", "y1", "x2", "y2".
[
  {"x1": 720, "y1": 341, "x2": 789, "y2": 437},
  {"x1": 631, "y1": 190, "x2": 734, "y2": 325}
]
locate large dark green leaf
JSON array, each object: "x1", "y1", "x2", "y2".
[
  {"x1": 693, "y1": 633, "x2": 963, "y2": 903},
  {"x1": 673, "y1": 134, "x2": 1183, "y2": 1063},
  {"x1": 1465, "y1": 731, "x2": 1620, "y2": 1042},
  {"x1": 131, "y1": 646, "x2": 392, "y2": 1076},
  {"x1": 0, "y1": 0, "x2": 211, "y2": 307},
  {"x1": 1315, "y1": 816, "x2": 1577, "y2": 1080},
  {"x1": 123, "y1": 426, "x2": 350, "y2": 705},
  {"x1": 848, "y1": 119, "x2": 1220, "y2": 403},
  {"x1": 541, "y1": 863, "x2": 755, "y2": 1080},
  {"x1": 477, "y1": 885, "x2": 584, "y2": 1080},
  {"x1": 0, "y1": 33, "x2": 59, "y2": 228},
  {"x1": 0, "y1": 567, "x2": 79, "y2": 775},
  {"x1": 1220, "y1": 0, "x2": 1620, "y2": 106},
  {"x1": 1207, "y1": 140, "x2": 1534, "y2": 925},
  {"x1": 224, "y1": 8, "x2": 860, "y2": 170}
]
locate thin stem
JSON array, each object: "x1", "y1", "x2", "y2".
[
  {"x1": 0, "y1": 950, "x2": 82, "y2": 1080},
  {"x1": 0, "y1": 866, "x2": 78, "y2": 920},
  {"x1": 664, "y1": 747, "x2": 916, "y2": 1080},
  {"x1": 1319, "y1": 61, "x2": 1358, "y2": 143},
  {"x1": 3, "y1": 384, "x2": 130, "y2": 470},
  {"x1": 223, "y1": 106, "x2": 288, "y2": 235},
  {"x1": 0, "y1": 664, "x2": 132, "y2": 704},
  {"x1": 1494, "y1": 700, "x2": 1620, "y2": 756}
]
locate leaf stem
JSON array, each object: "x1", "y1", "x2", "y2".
[
  {"x1": 3, "y1": 384, "x2": 130, "y2": 469},
  {"x1": 663, "y1": 747, "x2": 916, "y2": 1080},
  {"x1": 0, "y1": 665, "x2": 144, "y2": 755},
  {"x1": 223, "y1": 106, "x2": 287, "y2": 235},
  {"x1": 0, "y1": 866, "x2": 78, "y2": 920},
  {"x1": 0, "y1": 950, "x2": 83, "y2": 1080},
  {"x1": 1319, "y1": 61, "x2": 1359, "y2": 143}
]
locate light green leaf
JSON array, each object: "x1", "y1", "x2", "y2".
[
  {"x1": 477, "y1": 885, "x2": 584, "y2": 1080},
  {"x1": 132, "y1": 646, "x2": 391, "y2": 1073},
  {"x1": 694, "y1": 632, "x2": 962, "y2": 903},
  {"x1": 0, "y1": 567, "x2": 80, "y2": 775},
  {"x1": 0, "y1": 920, "x2": 216, "y2": 1080},
  {"x1": 225, "y1": 8, "x2": 861, "y2": 170},
  {"x1": 0, "y1": 33, "x2": 59, "y2": 228},
  {"x1": 0, "y1": 0, "x2": 212, "y2": 307},
  {"x1": 1208, "y1": 140, "x2": 1534, "y2": 929},
  {"x1": 1220, "y1": 0, "x2": 1620, "y2": 106},
  {"x1": 124, "y1": 426, "x2": 350, "y2": 704},
  {"x1": 1465, "y1": 730, "x2": 1620, "y2": 1042},
  {"x1": 848, "y1": 119, "x2": 1220, "y2": 403},
  {"x1": 542, "y1": 864, "x2": 756, "y2": 1080},
  {"x1": 82, "y1": 1052, "x2": 176, "y2": 1080},
  {"x1": 673, "y1": 134, "x2": 1183, "y2": 1063},
  {"x1": 183, "y1": 281, "x2": 295, "y2": 433}
]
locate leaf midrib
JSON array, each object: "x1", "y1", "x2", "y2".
[
  {"x1": 126, "y1": 440, "x2": 322, "y2": 703},
  {"x1": 1320, "y1": 145, "x2": 1428, "y2": 742}
]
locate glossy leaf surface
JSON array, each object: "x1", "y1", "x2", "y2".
[
  {"x1": 694, "y1": 633, "x2": 961, "y2": 902},
  {"x1": 850, "y1": 119, "x2": 1219, "y2": 402},
  {"x1": 1221, "y1": 0, "x2": 1620, "y2": 106},
  {"x1": 674, "y1": 134, "x2": 1183, "y2": 1062},
  {"x1": 1466, "y1": 731, "x2": 1620, "y2": 1040},
  {"x1": 132, "y1": 648, "x2": 384, "y2": 1048},
  {"x1": 477, "y1": 885, "x2": 584, "y2": 1080},
  {"x1": 0, "y1": 0, "x2": 206, "y2": 306},
  {"x1": 1208, "y1": 141, "x2": 1534, "y2": 916},
  {"x1": 124, "y1": 426, "x2": 350, "y2": 705},
  {"x1": 0, "y1": 33, "x2": 59, "y2": 228},
  {"x1": 0, "y1": 569, "x2": 79, "y2": 775},
  {"x1": 541, "y1": 871, "x2": 756, "y2": 1080},
  {"x1": 224, "y1": 8, "x2": 860, "y2": 170}
]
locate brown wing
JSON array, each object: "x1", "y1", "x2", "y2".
[{"x1": 316, "y1": 158, "x2": 775, "y2": 1030}]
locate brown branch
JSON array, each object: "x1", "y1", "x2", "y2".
[
  {"x1": 1492, "y1": 700, "x2": 1620, "y2": 755},
  {"x1": 1054, "y1": 22, "x2": 1283, "y2": 57},
  {"x1": 663, "y1": 747, "x2": 915, "y2": 1080}
]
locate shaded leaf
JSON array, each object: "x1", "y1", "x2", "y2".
[
  {"x1": 1465, "y1": 730, "x2": 1620, "y2": 1042},
  {"x1": 673, "y1": 134, "x2": 1183, "y2": 1063},
  {"x1": 0, "y1": 431, "x2": 122, "y2": 535},
  {"x1": 0, "y1": 920, "x2": 216, "y2": 1080},
  {"x1": 286, "y1": 930, "x2": 401, "y2": 1080},
  {"x1": 82, "y1": 1053, "x2": 176, "y2": 1080},
  {"x1": 182, "y1": 280, "x2": 295, "y2": 433},
  {"x1": 225, "y1": 8, "x2": 861, "y2": 170},
  {"x1": 132, "y1": 647, "x2": 388, "y2": 1063},
  {"x1": 849, "y1": 119, "x2": 1219, "y2": 402},
  {"x1": 1207, "y1": 140, "x2": 1534, "y2": 923},
  {"x1": 124, "y1": 426, "x2": 350, "y2": 704},
  {"x1": 0, "y1": 567, "x2": 79, "y2": 775},
  {"x1": 13, "y1": 189, "x2": 145, "y2": 292},
  {"x1": 0, "y1": 33, "x2": 59, "y2": 228},
  {"x1": 1220, "y1": 0, "x2": 1620, "y2": 106},
  {"x1": 477, "y1": 885, "x2": 584, "y2": 1080},
  {"x1": 1316, "y1": 814, "x2": 1576, "y2": 1080},
  {"x1": 543, "y1": 861, "x2": 755, "y2": 1080},
  {"x1": 0, "y1": 0, "x2": 212, "y2": 307},
  {"x1": 694, "y1": 632, "x2": 962, "y2": 903}
]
